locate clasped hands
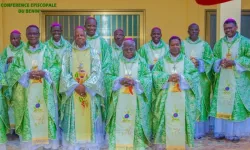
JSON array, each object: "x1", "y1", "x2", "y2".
[
  {"x1": 168, "y1": 73, "x2": 180, "y2": 82},
  {"x1": 29, "y1": 70, "x2": 45, "y2": 80},
  {"x1": 220, "y1": 58, "x2": 235, "y2": 68},
  {"x1": 120, "y1": 77, "x2": 135, "y2": 87},
  {"x1": 75, "y1": 84, "x2": 86, "y2": 97}
]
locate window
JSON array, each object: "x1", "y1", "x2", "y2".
[
  {"x1": 41, "y1": 11, "x2": 145, "y2": 49},
  {"x1": 241, "y1": 11, "x2": 250, "y2": 39},
  {"x1": 205, "y1": 10, "x2": 216, "y2": 49},
  {"x1": 205, "y1": 10, "x2": 250, "y2": 48}
]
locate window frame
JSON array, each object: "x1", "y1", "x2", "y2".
[
  {"x1": 40, "y1": 10, "x2": 146, "y2": 47},
  {"x1": 205, "y1": 9, "x2": 250, "y2": 48}
]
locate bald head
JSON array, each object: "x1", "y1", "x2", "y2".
[
  {"x1": 122, "y1": 40, "x2": 135, "y2": 48},
  {"x1": 85, "y1": 17, "x2": 97, "y2": 25},
  {"x1": 188, "y1": 23, "x2": 199, "y2": 30}
]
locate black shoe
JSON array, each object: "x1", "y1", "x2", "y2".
[
  {"x1": 232, "y1": 136, "x2": 240, "y2": 143},
  {"x1": 194, "y1": 136, "x2": 202, "y2": 140},
  {"x1": 215, "y1": 135, "x2": 225, "y2": 140}
]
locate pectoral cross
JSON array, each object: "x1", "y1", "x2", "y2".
[
  {"x1": 225, "y1": 50, "x2": 233, "y2": 69},
  {"x1": 32, "y1": 60, "x2": 38, "y2": 71},
  {"x1": 124, "y1": 63, "x2": 133, "y2": 78},
  {"x1": 226, "y1": 49, "x2": 232, "y2": 60},
  {"x1": 153, "y1": 58, "x2": 158, "y2": 64},
  {"x1": 173, "y1": 65, "x2": 176, "y2": 71},
  {"x1": 190, "y1": 50, "x2": 196, "y2": 57},
  {"x1": 171, "y1": 64, "x2": 181, "y2": 92},
  {"x1": 172, "y1": 65, "x2": 177, "y2": 74}
]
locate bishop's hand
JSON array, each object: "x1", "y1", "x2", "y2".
[
  {"x1": 75, "y1": 84, "x2": 86, "y2": 97},
  {"x1": 29, "y1": 70, "x2": 46, "y2": 80},
  {"x1": 120, "y1": 78, "x2": 135, "y2": 87},
  {"x1": 190, "y1": 57, "x2": 199, "y2": 68},
  {"x1": 168, "y1": 73, "x2": 180, "y2": 82},
  {"x1": 7, "y1": 56, "x2": 13, "y2": 64},
  {"x1": 221, "y1": 59, "x2": 235, "y2": 68}
]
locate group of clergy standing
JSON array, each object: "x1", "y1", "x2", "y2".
[{"x1": 0, "y1": 16, "x2": 250, "y2": 150}]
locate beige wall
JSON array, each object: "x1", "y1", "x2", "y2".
[
  {"x1": 242, "y1": 0, "x2": 250, "y2": 9},
  {"x1": 217, "y1": 0, "x2": 241, "y2": 39},
  {"x1": 0, "y1": 0, "x2": 3, "y2": 50},
  {"x1": 1, "y1": 0, "x2": 249, "y2": 50}
]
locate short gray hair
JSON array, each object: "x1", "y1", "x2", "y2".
[{"x1": 122, "y1": 40, "x2": 136, "y2": 49}]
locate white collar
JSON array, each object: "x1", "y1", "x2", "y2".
[{"x1": 29, "y1": 44, "x2": 39, "y2": 51}]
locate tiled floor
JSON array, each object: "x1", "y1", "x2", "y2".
[
  {"x1": 6, "y1": 134, "x2": 250, "y2": 150},
  {"x1": 192, "y1": 135, "x2": 250, "y2": 150}
]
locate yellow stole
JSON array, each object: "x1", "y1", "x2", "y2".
[
  {"x1": 147, "y1": 44, "x2": 165, "y2": 65},
  {"x1": 216, "y1": 39, "x2": 240, "y2": 119},
  {"x1": 115, "y1": 59, "x2": 138, "y2": 149},
  {"x1": 72, "y1": 48, "x2": 92, "y2": 142},
  {"x1": 164, "y1": 58, "x2": 186, "y2": 150},
  {"x1": 23, "y1": 47, "x2": 49, "y2": 144}
]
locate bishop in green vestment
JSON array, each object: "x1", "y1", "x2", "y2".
[
  {"x1": 59, "y1": 26, "x2": 106, "y2": 150},
  {"x1": 84, "y1": 17, "x2": 112, "y2": 72},
  {"x1": 111, "y1": 29, "x2": 125, "y2": 60},
  {"x1": 0, "y1": 70, "x2": 9, "y2": 150},
  {"x1": 138, "y1": 27, "x2": 169, "y2": 70},
  {"x1": 210, "y1": 18, "x2": 250, "y2": 142},
  {"x1": 6, "y1": 25, "x2": 61, "y2": 150},
  {"x1": 0, "y1": 30, "x2": 25, "y2": 133},
  {"x1": 182, "y1": 23, "x2": 214, "y2": 139},
  {"x1": 105, "y1": 39, "x2": 152, "y2": 150},
  {"x1": 45, "y1": 22, "x2": 72, "y2": 108},
  {"x1": 45, "y1": 22, "x2": 71, "y2": 61},
  {"x1": 152, "y1": 36, "x2": 200, "y2": 149}
]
